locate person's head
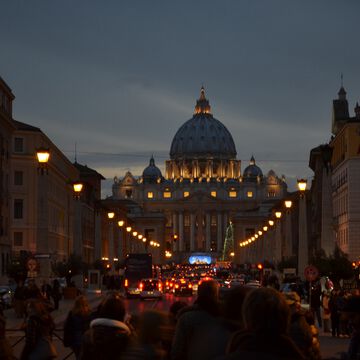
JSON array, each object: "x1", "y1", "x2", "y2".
[
  {"x1": 283, "y1": 291, "x2": 301, "y2": 313},
  {"x1": 26, "y1": 299, "x2": 49, "y2": 318},
  {"x1": 242, "y1": 287, "x2": 290, "y2": 336},
  {"x1": 195, "y1": 280, "x2": 220, "y2": 316},
  {"x1": 222, "y1": 285, "x2": 253, "y2": 325},
  {"x1": 72, "y1": 295, "x2": 90, "y2": 316},
  {"x1": 169, "y1": 301, "x2": 187, "y2": 320},
  {"x1": 138, "y1": 310, "x2": 167, "y2": 344},
  {"x1": 99, "y1": 296, "x2": 126, "y2": 322}
]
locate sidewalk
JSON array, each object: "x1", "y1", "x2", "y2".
[{"x1": 5, "y1": 290, "x2": 103, "y2": 330}]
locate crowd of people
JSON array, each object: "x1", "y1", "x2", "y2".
[{"x1": 0, "y1": 279, "x2": 360, "y2": 359}]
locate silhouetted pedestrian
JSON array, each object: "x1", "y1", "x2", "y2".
[
  {"x1": 171, "y1": 279, "x2": 220, "y2": 360},
  {"x1": 51, "y1": 279, "x2": 61, "y2": 310},
  {"x1": 20, "y1": 300, "x2": 57, "y2": 360},
  {"x1": 63, "y1": 295, "x2": 91, "y2": 359},
  {"x1": 223, "y1": 287, "x2": 304, "y2": 360},
  {"x1": 80, "y1": 295, "x2": 131, "y2": 360}
]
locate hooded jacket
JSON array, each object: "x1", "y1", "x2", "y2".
[{"x1": 80, "y1": 318, "x2": 131, "y2": 360}]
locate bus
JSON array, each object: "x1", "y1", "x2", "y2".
[{"x1": 124, "y1": 253, "x2": 153, "y2": 298}]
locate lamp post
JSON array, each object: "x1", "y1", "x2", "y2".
[
  {"x1": 117, "y1": 220, "x2": 124, "y2": 261},
  {"x1": 284, "y1": 200, "x2": 292, "y2": 259},
  {"x1": 36, "y1": 147, "x2": 51, "y2": 279},
  {"x1": 72, "y1": 181, "x2": 84, "y2": 257},
  {"x1": 107, "y1": 212, "x2": 115, "y2": 273},
  {"x1": 274, "y1": 211, "x2": 282, "y2": 265},
  {"x1": 297, "y1": 179, "x2": 308, "y2": 280}
]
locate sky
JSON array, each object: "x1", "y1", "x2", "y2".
[{"x1": 1, "y1": 0, "x2": 359, "y2": 196}]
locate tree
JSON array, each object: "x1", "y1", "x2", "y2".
[
  {"x1": 311, "y1": 246, "x2": 353, "y2": 283},
  {"x1": 52, "y1": 254, "x2": 85, "y2": 286}
]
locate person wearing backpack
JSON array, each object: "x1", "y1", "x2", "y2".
[{"x1": 63, "y1": 295, "x2": 91, "y2": 359}]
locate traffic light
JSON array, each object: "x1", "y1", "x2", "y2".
[
  {"x1": 173, "y1": 234, "x2": 178, "y2": 242},
  {"x1": 352, "y1": 262, "x2": 357, "y2": 269}
]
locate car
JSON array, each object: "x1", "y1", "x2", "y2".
[
  {"x1": 0, "y1": 285, "x2": 13, "y2": 308},
  {"x1": 173, "y1": 278, "x2": 193, "y2": 296},
  {"x1": 139, "y1": 278, "x2": 163, "y2": 300},
  {"x1": 245, "y1": 280, "x2": 261, "y2": 288},
  {"x1": 227, "y1": 279, "x2": 245, "y2": 288}
]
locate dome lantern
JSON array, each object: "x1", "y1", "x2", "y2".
[{"x1": 194, "y1": 86, "x2": 212, "y2": 115}]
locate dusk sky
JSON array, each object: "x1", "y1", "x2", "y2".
[{"x1": 1, "y1": 1, "x2": 359, "y2": 196}]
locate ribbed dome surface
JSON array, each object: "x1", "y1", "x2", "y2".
[
  {"x1": 170, "y1": 88, "x2": 236, "y2": 160},
  {"x1": 243, "y1": 156, "x2": 263, "y2": 179},
  {"x1": 142, "y1": 157, "x2": 162, "y2": 183}
]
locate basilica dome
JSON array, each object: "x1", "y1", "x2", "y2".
[
  {"x1": 142, "y1": 156, "x2": 162, "y2": 183},
  {"x1": 170, "y1": 87, "x2": 237, "y2": 160},
  {"x1": 243, "y1": 156, "x2": 263, "y2": 181}
]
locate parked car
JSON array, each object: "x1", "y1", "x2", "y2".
[
  {"x1": 0, "y1": 285, "x2": 13, "y2": 309},
  {"x1": 139, "y1": 278, "x2": 163, "y2": 300}
]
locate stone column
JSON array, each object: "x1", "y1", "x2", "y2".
[
  {"x1": 284, "y1": 212, "x2": 292, "y2": 258},
  {"x1": 178, "y1": 212, "x2": 184, "y2": 252},
  {"x1": 190, "y1": 213, "x2": 196, "y2": 252},
  {"x1": 217, "y1": 212, "x2": 222, "y2": 254},
  {"x1": 274, "y1": 220, "x2": 282, "y2": 264},
  {"x1": 108, "y1": 221, "x2": 115, "y2": 274},
  {"x1": 206, "y1": 212, "x2": 211, "y2": 252}
]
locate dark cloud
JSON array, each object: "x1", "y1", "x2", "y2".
[{"x1": 1, "y1": 0, "x2": 359, "y2": 194}]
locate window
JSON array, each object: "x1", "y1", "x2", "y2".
[
  {"x1": 183, "y1": 191, "x2": 189, "y2": 198},
  {"x1": 247, "y1": 191, "x2": 253, "y2": 198},
  {"x1": 14, "y1": 232, "x2": 23, "y2": 246},
  {"x1": 147, "y1": 191, "x2": 154, "y2": 199},
  {"x1": 125, "y1": 189, "x2": 132, "y2": 198},
  {"x1": 14, "y1": 171, "x2": 23, "y2": 186},
  {"x1": 163, "y1": 191, "x2": 171, "y2": 198},
  {"x1": 229, "y1": 190, "x2": 237, "y2": 198},
  {"x1": 14, "y1": 199, "x2": 23, "y2": 219},
  {"x1": 211, "y1": 191, "x2": 217, "y2": 198},
  {"x1": 268, "y1": 191, "x2": 276, "y2": 198},
  {"x1": 14, "y1": 138, "x2": 24, "y2": 153}
]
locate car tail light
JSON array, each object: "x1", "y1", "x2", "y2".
[
  {"x1": 139, "y1": 282, "x2": 143, "y2": 290},
  {"x1": 158, "y1": 283, "x2": 162, "y2": 290},
  {"x1": 166, "y1": 281, "x2": 169, "y2": 286},
  {"x1": 124, "y1": 279, "x2": 128, "y2": 287},
  {"x1": 169, "y1": 282, "x2": 173, "y2": 287},
  {"x1": 188, "y1": 284, "x2": 192, "y2": 289},
  {"x1": 175, "y1": 284, "x2": 179, "y2": 289}
]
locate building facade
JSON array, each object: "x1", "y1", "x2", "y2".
[
  {"x1": 330, "y1": 87, "x2": 360, "y2": 260},
  {"x1": 0, "y1": 77, "x2": 16, "y2": 281},
  {"x1": 110, "y1": 88, "x2": 288, "y2": 263}
]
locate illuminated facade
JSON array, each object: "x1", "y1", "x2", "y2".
[
  {"x1": 329, "y1": 86, "x2": 360, "y2": 260},
  {"x1": 110, "y1": 88, "x2": 288, "y2": 263}
]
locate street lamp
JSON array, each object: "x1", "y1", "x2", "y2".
[
  {"x1": 268, "y1": 220, "x2": 274, "y2": 226},
  {"x1": 118, "y1": 220, "x2": 124, "y2": 227},
  {"x1": 36, "y1": 147, "x2": 50, "y2": 175},
  {"x1": 297, "y1": 179, "x2": 307, "y2": 198},
  {"x1": 275, "y1": 211, "x2": 282, "y2": 219},
  {"x1": 107, "y1": 212, "x2": 115, "y2": 219},
  {"x1": 285, "y1": 200, "x2": 292, "y2": 211},
  {"x1": 72, "y1": 181, "x2": 83, "y2": 199}
]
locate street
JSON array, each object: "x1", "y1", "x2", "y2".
[{"x1": 5, "y1": 291, "x2": 350, "y2": 360}]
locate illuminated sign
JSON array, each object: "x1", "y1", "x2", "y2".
[{"x1": 189, "y1": 255, "x2": 212, "y2": 265}]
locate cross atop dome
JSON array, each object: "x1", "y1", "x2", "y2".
[{"x1": 194, "y1": 86, "x2": 212, "y2": 115}]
